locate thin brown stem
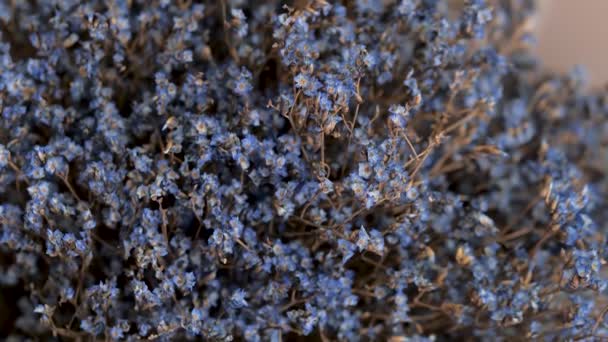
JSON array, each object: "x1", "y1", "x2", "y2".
[
  {"x1": 60, "y1": 174, "x2": 82, "y2": 202},
  {"x1": 593, "y1": 304, "x2": 608, "y2": 335},
  {"x1": 402, "y1": 132, "x2": 419, "y2": 159}
]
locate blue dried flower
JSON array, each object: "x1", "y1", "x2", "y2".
[{"x1": 1, "y1": 1, "x2": 605, "y2": 341}]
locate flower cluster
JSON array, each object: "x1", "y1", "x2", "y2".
[{"x1": 0, "y1": 0, "x2": 607, "y2": 340}]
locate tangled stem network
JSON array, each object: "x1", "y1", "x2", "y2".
[{"x1": 0, "y1": 0, "x2": 607, "y2": 341}]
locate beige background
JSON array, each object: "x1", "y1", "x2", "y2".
[{"x1": 536, "y1": 0, "x2": 608, "y2": 88}]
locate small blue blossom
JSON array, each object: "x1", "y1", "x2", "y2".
[
  {"x1": 0, "y1": 1, "x2": 606, "y2": 341},
  {"x1": 356, "y1": 226, "x2": 370, "y2": 251},
  {"x1": 388, "y1": 105, "x2": 410, "y2": 128},
  {"x1": 234, "y1": 68, "x2": 253, "y2": 97},
  {"x1": 0, "y1": 144, "x2": 9, "y2": 169},
  {"x1": 228, "y1": 289, "x2": 249, "y2": 309}
]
